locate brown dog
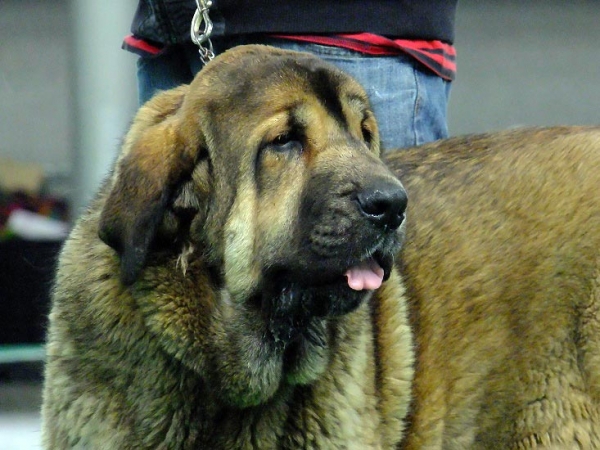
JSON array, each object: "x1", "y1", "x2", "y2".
[
  {"x1": 42, "y1": 45, "x2": 600, "y2": 448},
  {"x1": 386, "y1": 127, "x2": 600, "y2": 448},
  {"x1": 42, "y1": 45, "x2": 412, "y2": 448}
]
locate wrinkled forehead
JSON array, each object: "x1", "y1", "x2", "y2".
[{"x1": 189, "y1": 46, "x2": 371, "y2": 123}]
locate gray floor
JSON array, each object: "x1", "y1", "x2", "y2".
[{"x1": 0, "y1": 381, "x2": 42, "y2": 450}]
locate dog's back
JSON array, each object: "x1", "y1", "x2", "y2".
[{"x1": 386, "y1": 126, "x2": 600, "y2": 448}]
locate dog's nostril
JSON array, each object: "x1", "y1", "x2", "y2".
[{"x1": 356, "y1": 181, "x2": 407, "y2": 230}]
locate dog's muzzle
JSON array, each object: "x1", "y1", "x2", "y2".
[{"x1": 356, "y1": 179, "x2": 408, "y2": 231}]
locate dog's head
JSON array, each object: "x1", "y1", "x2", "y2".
[{"x1": 99, "y1": 44, "x2": 406, "y2": 344}]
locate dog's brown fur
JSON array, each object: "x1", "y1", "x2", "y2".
[
  {"x1": 42, "y1": 45, "x2": 412, "y2": 449},
  {"x1": 386, "y1": 127, "x2": 600, "y2": 448},
  {"x1": 42, "y1": 44, "x2": 600, "y2": 449}
]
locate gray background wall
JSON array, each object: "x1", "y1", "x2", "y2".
[
  {"x1": 1, "y1": 0, "x2": 599, "y2": 212},
  {"x1": 449, "y1": 0, "x2": 600, "y2": 134}
]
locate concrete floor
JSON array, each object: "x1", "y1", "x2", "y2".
[{"x1": 0, "y1": 381, "x2": 43, "y2": 450}]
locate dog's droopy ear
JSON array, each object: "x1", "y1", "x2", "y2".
[{"x1": 98, "y1": 86, "x2": 205, "y2": 285}]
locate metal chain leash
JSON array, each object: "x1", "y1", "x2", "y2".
[{"x1": 191, "y1": 0, "x2": 215, "y2": 64}]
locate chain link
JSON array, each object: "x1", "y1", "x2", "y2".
[{"x1": 190, "y1": 0, "x2": 215, "y2": 64}]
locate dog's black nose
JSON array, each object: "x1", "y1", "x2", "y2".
[{"x1": 357, "y1": 180, "x2": 407, "y2": 230}]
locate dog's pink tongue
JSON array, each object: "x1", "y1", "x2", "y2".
[{"x1": 345, "y1": 259, "x2": 385, "y2": 291}]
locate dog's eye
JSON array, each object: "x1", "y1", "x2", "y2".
[{"x1": 270, "y1": 133, "x2": 303, "y2": 153}]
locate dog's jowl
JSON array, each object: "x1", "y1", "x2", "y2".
[{"x1": 42, "y1": 45, "x2": 600, "y2": 449}]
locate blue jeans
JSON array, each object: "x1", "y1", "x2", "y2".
[{"x1": 137, "y1": 38, "x2": 451, "y2": 151}]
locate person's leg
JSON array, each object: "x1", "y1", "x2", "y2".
[
  {"x1": 412, "y1": 69, "x2": 452, "y2": 146},
  {"x1": 136, "y1": 46, "x2": 196, "y2": 105}
]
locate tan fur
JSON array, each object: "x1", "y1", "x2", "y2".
[
  {"x1": 42, "y1": 44, "x2": 600, "y2": 449},
  {"x1": 42, "y1": 45, "x2": 411, "y2": 449},
  {"x1": 386, "y1": 127, "x2": 600, "y2": 448}
]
